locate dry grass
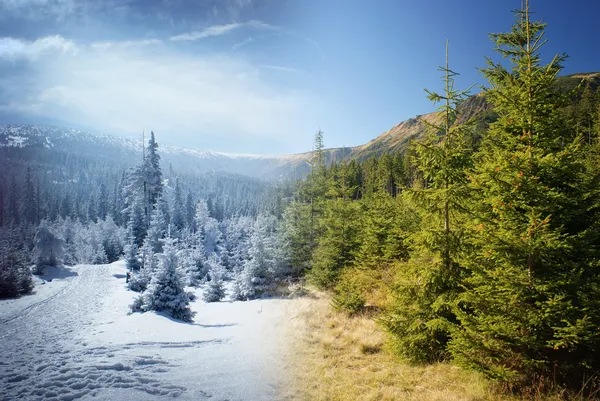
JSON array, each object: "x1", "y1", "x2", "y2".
[{"x1": 280, "y1": 290, "x2": 520, "y2": 401}]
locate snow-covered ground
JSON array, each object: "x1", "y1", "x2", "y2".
[{"x1": 0, "y1": 261, "x2": 292, "y2": 400}]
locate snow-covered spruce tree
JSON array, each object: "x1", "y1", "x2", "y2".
[
  {"x1": 202, "y1": 253, "x2": 226, "y2": 302},
  {"x1": 128, "y1": 241, "x2": 156, "y2": 292},
  {"x1": 181, "y1": 235, "x2": 207, "y2": 286},
  {"x1": 170, "y1": 178, "x2": 185, "y2": 234},
  {"x1": 33, "y1": 226, "x2": 65, "y2": 274},
  {"x1": 203, "y1": 217, "x2": 225, "y2": 255},
  {"x1": 98, "y1": 216, "x2": 125, "y2": 263},
  {"x1": 143, "y1": 131, "x2": 163, "y2": 209},
  {"x1": 144, "y1": 198, "x2": 169, "y2": 254},
  {"x1": 223, "y1": 215, "x2": 253, "y2": 273},
  {"x1": 124, "y1": 224, "x2": 141, "y2": 272},
  {"x1": 0, "y1": 228, "x2": 33, "y2": 299},
  {"x1": 131, "y1": 236, "x2": 195, "y2": 322},
  {"x1": 231, "y1": 214, "x2": 277, "y2": 300}
]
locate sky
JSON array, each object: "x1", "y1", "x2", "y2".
[{"x1": 0, "y1": 0, "x2": 599, "y2": 155}]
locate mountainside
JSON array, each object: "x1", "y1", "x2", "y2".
[
  {"x1": 2, "y1": 72, "x2": 597, "y2": 180},
  {"x1": 0, "y1": 125, "x2": 296, "y2": 179}
]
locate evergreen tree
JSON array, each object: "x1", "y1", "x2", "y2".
[
  {"x1": 185, "y1": 191, "x2": 196, "y2": 232},
  {"x1": 144, "y1": 131, "x2": 163, "y2": 208},
  {"x1": 33, "y1": 226, "x2": 65, "y2": 274},
  {"x1": 8, "y1": 177, "x2": 19, "y2": 226},
  {"x1": 21, "y1": 167, "x2": 36, "y2": 225},
  {"x1": 124, "y1": 224, "x2": 141, "y2": 271},
  {"x1": 132, "y1": 236, "x2": 195, "y2": 322},
  {"x1": 97, "y1": 183, "x2": 109, "y2": 221},
  {"x1": 170, "y1": 178, "x2": 185, "y2": 232},
  {"x1": 232, "y1": 215, "x2": 277, "y2": 300},
  {"x1": 309, "y1": 164, "x2": 360, "y2": 288},
  {"x1": 202, "y1": 254, "x2": 226, "y2": 302},
  {"x1": 450, "y1": 2, "x2": 600, "y2": 385},
  {"x1": 0, "y1": 178, "x2": 5, "y2": 227},
  {"x1": 0, "y1": 228, "x2": 33, "y2": 299},
  {"x1": 382, "y1": 41, "x2": 474, "y2": 362},
  {"x1": 144, "y1": 197, "x2": 169, "y2": 254}
]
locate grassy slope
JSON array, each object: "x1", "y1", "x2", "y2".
[
  {"x1": 279, "y1": 290, "x2": 596, "y2": 401},
  {"x1": 281, "y1": 291, "x2": 516, "y2": 401}
]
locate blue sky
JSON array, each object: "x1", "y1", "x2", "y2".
[{"x1": 0, "y1": 0, "x2": 598, "y2": 154}]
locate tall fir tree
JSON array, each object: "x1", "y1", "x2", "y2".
[
  {"x1": 382, "y1": 41, "x2": 474, "y2": 362},
  {"x1": 449, "y1": 1, "x2": 600, "y2": 385}
]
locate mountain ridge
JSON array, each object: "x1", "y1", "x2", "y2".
[{"x1": 1, "y1": 71, "x2": 597, "y2": 179}]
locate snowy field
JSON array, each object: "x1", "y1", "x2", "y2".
[{"x1": 0, "y1": 261, "x2": 292, "y2": 400}]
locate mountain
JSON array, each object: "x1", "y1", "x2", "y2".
[
  {"x1": 2, "y1": 72, "x2": 597, "y2": 180},
  {"x1": 0, "y1": 125, "x2": 299, "y2": 179}
]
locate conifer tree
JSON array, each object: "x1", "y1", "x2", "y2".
[
  {"x1": 97, "y1": 183, "x2": 109, "y2": 221},
  {"x1": 133, "y1": 236, "x2": 195, "y2": 322},
  {"x1": 21, "y1": 167, "x2": 36, "y2": 225},
  {"x1": 202, "y1": 254, "x2": 226, "y2": 302},
  {"x1": 170, "y1": 178, "x2": 185, "y2": 232},
  {"x1": 450, "y1": 1, "x2": 600, "y2": 385},
  {"x1": 124, "y1": 224, "x2": 141, "y2": 272},
  {"x1": 309, "y1": 163, "x2": 360, "y2": 288},
  {"x1": 144, "y1": 131, "x2": 163, "y2": 208},
  {"x1": 382, "y1": 41, "x2": 474, "y2": 362}
]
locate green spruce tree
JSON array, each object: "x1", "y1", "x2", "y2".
[
  {"x1": 382, "y1": 41, "x2": 474, "y2": 362},
  {"x1": 450, "y1": 1, "x2": 600, "y2": 386}
]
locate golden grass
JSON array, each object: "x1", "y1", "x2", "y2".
[{"x1": 280, "y1": 290, "x2": 520, "y2": 401}]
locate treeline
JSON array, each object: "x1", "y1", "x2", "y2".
[
  {"x1": 0, "y1": 130, "x2": 279, "y2": 300},
  {"x1": 282, "y1": 5, "x2": 600, "y2": 392}
]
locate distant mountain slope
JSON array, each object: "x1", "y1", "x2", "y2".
[
  {"x1": 0, "y1": 125, "x2": 297, "y2": 179},
  {"x1": 2, "y1": 72, "x2": 596, "y2": 180}
]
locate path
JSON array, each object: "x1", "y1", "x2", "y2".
[{"x1": 0, "y1": 261, "x2": 291, "y2": 400}]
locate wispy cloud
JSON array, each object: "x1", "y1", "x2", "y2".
[
  {"x1": 91, "y1": 38, "x2": 163, "y2": 50},
  {"x1": 0, "y1": 35, "x2": 76, "y2": 60},
  {"x1": 170, "y1": 20, "x2": 274, "y2": 41},
  {"x1": 232, "y1": 37, "x2": 254, "y2": 51},
  {"x1": 0, "y1": 34, "x2": 315, "y2": 153},
  {"x1": 261, "y1": 64, "x2": 306, "y2": 75}
]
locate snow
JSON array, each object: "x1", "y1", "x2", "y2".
[
  {"x1": 6, "y1": 135, "x2": 27, "y2": 147},
  {"x1": 0, "y1": 261, "x2": 292, "y2": 400}
]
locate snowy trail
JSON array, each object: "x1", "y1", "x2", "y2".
[{"x1": 0, "y1": 262, "x2": 291, "y2": 401}]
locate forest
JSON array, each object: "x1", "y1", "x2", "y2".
[{"x1": 1, "y1": 2, "x2": 600, "y2": 399}]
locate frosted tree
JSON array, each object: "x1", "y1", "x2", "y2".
[
  {"x1": 131, "y1": 236, "x2": 195, "y2": 322},
  {"x1": 98, "y1": 216, "x2": 125, "y2": 263},
  {"x1": 129, "y1": 197, "x2": 147, "y2": 247},
  {"x1": 185, "y1": 191, "x2": 196, "y2": 231},
  {"x1": 194, "y1": 200, "x2": 210, "y2": 232},
  {"x1": 33, "y1": 226, "x2": 65, "y2": 274},
  {"x1": 144, "y1": 198, "x2": 169, "y2": 254},
  {"x1": 0, "y1": 228, "x2": 33, "y2": 299},
  {"x1": 203, "y1": 218, "x2": 225, "y2": 255},
  {"x1": 124, "y1": 224, "x2": 141, "y2": 271},
  {"x1": 170, "y1": 179, "x2": 185, "y2": 233},
  {"x1": 143, "y1": 131, "x2": 163, "y2": 208},
  {"x1": 231, "y1": 215, "x2": 277, "y2": 300},
  {"x1": 97, "y1": 183, "x2": 109, "y2": 221},
  {"x1": 181, "y1": 237, "x2": 207, "y2": 286},
  {"x1": 223, "y1": 216, "x2": 253, "y2": 272},
  {"x1": 202, "y1": 253, "x2": 226, "y2": 302}
]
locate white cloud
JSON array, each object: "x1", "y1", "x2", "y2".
[
  {"x1": 91, "y1": 38, "x2": 163, "y2": 50},
  {"x1": 261, "y1": 64, "x2": 306, "y2": 74},
  {"x1": 170, "y1": 20, "x2": 274, "y2": 41},
  {"x1": 0, "y1": 37, "x2": 316, "y2": 152},
  {"x1": 0, "y1": 0, "x2": 78, "y2": 20},
  {"x1": 0, "y1": 35, "x2": 77, "y2": 60},
  {"x1": 232, "y1": 37, "x2": 254, "y2": 51}
]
